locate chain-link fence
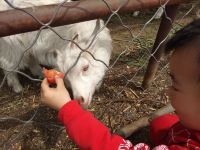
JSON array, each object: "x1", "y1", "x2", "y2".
[{"x1": 0, "y1": 0, "x2": 199, "y2": 149}]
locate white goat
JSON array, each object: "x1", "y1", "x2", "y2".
[{"x1": 0, "y1": 0, "x2": 112, "y2": 106}]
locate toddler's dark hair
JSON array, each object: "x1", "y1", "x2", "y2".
[{"x1": 165, "y1": 19, "x2": 200, "y2": 53}]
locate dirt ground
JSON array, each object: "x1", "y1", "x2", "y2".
[{"x1": 0, "y1": 4, "x2": 198, "y2": 150}]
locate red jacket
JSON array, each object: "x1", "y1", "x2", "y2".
[{"x1": 58, "y1": 101, "x2": 200, "y2": 150}]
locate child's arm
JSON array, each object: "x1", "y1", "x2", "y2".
[
  {"x1": 41, "y1": 78, "x2": 187, "y2": 150},
  {"x1": 58, "y1": 100, "x2": 134, "y2": 150},
  {"x1": 40, "y1": 77, "x2": 134, "y2": 150}
]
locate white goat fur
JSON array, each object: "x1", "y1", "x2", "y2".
[{"x1": 0, "y1": 0, "x2": 112, "y2": 106}]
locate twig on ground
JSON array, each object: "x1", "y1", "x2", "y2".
[{"x1": 116, "y1": 103, "x2": 174, "y2": 138}]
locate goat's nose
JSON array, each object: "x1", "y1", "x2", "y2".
[
  {"x1": 77, "y1": 96, "x2": 84, "y2": 105},
  {"x1": 77, "y1": 97, "x2": 89, "y2": 109}
]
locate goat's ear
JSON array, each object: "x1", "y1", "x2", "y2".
[{"x1": 70, "y1": 34, "x2": 79, "y2": 49}]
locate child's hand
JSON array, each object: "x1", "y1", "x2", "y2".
[{"x1": 41, "y1": 77, "x2": 71, "y2": 111}]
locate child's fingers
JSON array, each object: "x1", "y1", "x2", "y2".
[
  {"x1": 41, "y1": 78, "x2": 50, "y2": 91},
  {"x1": 41, "y1": 78, "x2": 52, "y2": 101},
  {"x1": 55, "y1": 77, "x2": 65, "y2": 88}
]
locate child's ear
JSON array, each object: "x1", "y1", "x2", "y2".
[{"x1": 70, "y1": 34, "x2": 79, "y2": 49}]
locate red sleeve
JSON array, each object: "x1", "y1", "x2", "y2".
[
  {"x1": 150, "y1": 114, "x2": 179, "y2": 146},
  {"x1": 58, "y1": 101, "x2": 134, "y2": 150}
]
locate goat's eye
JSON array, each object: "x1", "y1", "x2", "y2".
[{"x1": 82, "y1": 65, "x2": 89, "y2": 72}]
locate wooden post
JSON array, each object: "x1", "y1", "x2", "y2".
[{"x1": 142, "y1": 5, "x2": 179, "y2": 89}]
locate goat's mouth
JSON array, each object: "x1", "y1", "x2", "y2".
[
  {"x1": 66, "y1": 88, "x2": 90, "y2": 109},
  {"x1": 66, "y1": 88, "x2": 86, "y2": 107},
  {"x1": 76, "y1": 97, "x2": 90, "y2": 109},
  {"x1": 77, "y1": 97, "x2": 84, "y2": 104}
]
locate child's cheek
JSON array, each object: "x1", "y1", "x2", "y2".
[
  {"x1": 167, "y1": 89, "x2": 178, "y2": 110},
  {"x1": 166, "y1": 88, "x2": 173, "y2": 101}
]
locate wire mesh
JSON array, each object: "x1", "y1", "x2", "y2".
[{"x1": 0, "y1": 0, "x2": 199, "y2": 149}]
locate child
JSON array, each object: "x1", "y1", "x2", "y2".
[{"x1": 40, "y1": 19, "x2": 200, "y2": 150}]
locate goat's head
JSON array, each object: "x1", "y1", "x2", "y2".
[{"x1": 55, "y1": 32, "x2": 111, "y2": 107}]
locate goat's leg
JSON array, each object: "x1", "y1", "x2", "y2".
[
  {"x1": 4, "y1": 71, "x2": 23, "y2": 93},
  {"x1": 0, "y1": 55, "x2": 23, "y2": 93}
]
